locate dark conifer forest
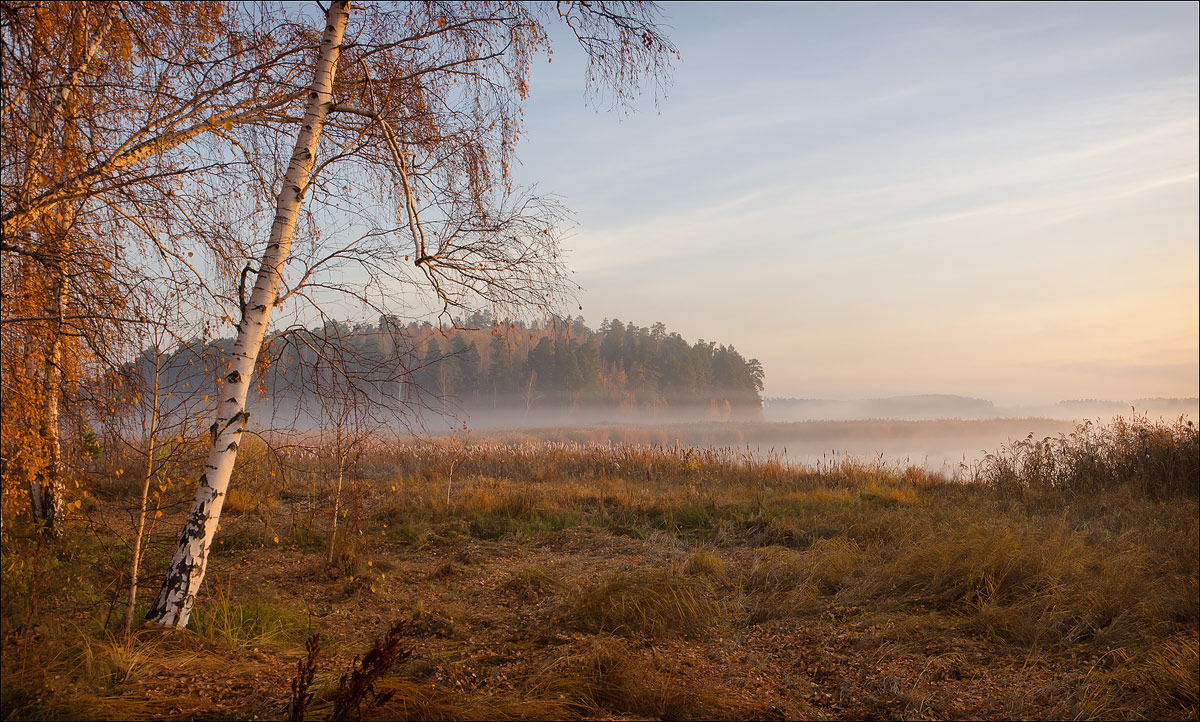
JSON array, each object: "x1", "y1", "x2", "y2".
[{"x1": 142, "y1": 313, "x2": 766, "y2": 422}]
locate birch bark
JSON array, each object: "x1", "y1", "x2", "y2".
[{"x1": 146, "y1": 0, "x2": 350, "y2": 628}]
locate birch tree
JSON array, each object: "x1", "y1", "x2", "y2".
[
  {"x1": 0, "y1": 0, "x2": 313, "y2": 534},
  {"x1": 145, "y1": 0, "x2": 354, "y2": 627},
  {"x1": 145, "y1": 0, "x2": 675, "y2": 627},
  {"x1": 2, "y1": 1, "x2": 133, "y2": 533}
]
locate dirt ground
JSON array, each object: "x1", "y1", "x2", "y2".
[{"x1": 18, "y1": 524, "x2": 1159, "y2": 722}]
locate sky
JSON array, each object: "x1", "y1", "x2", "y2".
[{"x1": 507, "y1": 2, "x2": 1199, "y2": 405}]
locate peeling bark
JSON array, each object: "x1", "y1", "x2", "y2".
[{"x1": 146, "y1": 1, "x2": 351, "y2": 628}]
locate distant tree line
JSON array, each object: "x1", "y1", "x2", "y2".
[
  {"x1": 402, "y1": 313, "x2": 765, "y2": 414},
  {"x1": 142, "y1": 313, "x2": 766, "y2": 419}
]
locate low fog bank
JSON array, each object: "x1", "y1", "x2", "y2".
[
  {"x1": 451, "y1": 404, "x2": 762, "y2": 430},
  {"x1": 407, "y1": 395, "x2": 1195, "y2": 475},
  {"x1": 243, "y1": 394, "x2": 1197, "y2": 434},
  {"x1": 135, "y1": 392, "x2": 1193, "y2": 478},
  {"x1": 429, "y1": 417, "x2": 1082, "y2": 477},
  {"x1": 764, "y1": 394, "x2": 1199, "y2": 423},
  {"x1": 355, "y1": 395, "x2": 1199, "y2": 430}
]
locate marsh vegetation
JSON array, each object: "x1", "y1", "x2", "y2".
[{"x1": 2, "y1": 415, "x2": 1196, "y2": 720}]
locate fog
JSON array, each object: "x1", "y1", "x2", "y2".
[
  {"x1": 385, "y1": 395, "x2": 1198, "y2": 477},
  {"x1": 127, "y1": 381, "x2": 1195, "y2": 479},
  {"x1": 761, "y1": 395, "x2": 1200, "y2": 423},
  {"x1": 449, "y1": 417, "x2": 1076, "y2": 477}
]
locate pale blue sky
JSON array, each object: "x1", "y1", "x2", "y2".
[{"x1": 510, "y1": 1, "x2": 1199, "y2": 404}]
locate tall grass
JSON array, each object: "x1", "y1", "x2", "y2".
[{"x1": 976, "y1": 414, "x2": 1198, "y2": 498}]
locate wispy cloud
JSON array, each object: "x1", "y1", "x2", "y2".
[{"x1": 515, "y1": 2, "x2": 1198, "y2": 404}]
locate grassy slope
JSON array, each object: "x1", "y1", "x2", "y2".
[{"x1": 2, "y1": 418, "x2": 1197, "y2": 721}]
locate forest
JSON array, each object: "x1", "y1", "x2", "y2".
[{"x1": 154, "y1": 314, "x2": 766, "y2": 423}]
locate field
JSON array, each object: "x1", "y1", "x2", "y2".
[{"x1": 1, "y1": 416, "x2": 1197, "y2": 721}]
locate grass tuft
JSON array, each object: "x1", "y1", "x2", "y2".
[
  {"x1": 529, "y1": 636, "x2": 727, "y2": 719},
  {"x1": 563, "y1": 569, "x2": 726, "y2": 637},
  {"x1": 503, "y1": 566, "x2": 567, "y2": 601},
  {"x1": 682, "y1": 548, "x2": 729, "y2": 583},
  {"x1": 187, "y1": 580, "x2": 307, "y2": 648}
]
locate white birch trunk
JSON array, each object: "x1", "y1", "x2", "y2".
[{"x1": 146, "y1": 1, "x2": 350, "y2": 628}]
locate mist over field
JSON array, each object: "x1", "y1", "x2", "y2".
[
  {"x1": 388, "y1": 395, "x2": 1199, "y2": 475},
  {"x1": 449, "y1": 418, "x2": 1080, "y2": 476}
]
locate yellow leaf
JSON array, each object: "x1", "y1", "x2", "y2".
[
  {"x1": 155, "y1": 510, "x2": 162, "y2": 518},
  {"x1": 273, "y1": 536, "x2": 279, "y2": 544}
]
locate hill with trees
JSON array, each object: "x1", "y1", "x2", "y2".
[
  {"x1": 400, "y1": 313, "x2": 765, "y2": 417},
  {"x1": 136, "y1": 313, "x2": 766, "y2": 427}
]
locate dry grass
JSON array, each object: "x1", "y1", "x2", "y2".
[
  {"x1": 562, "y1": 569, "x2": 727, "y2": 638},
  {"x1": 2, "y1": 416, "x2": 1196, "y2": 720},
  {"x1": 682, "y1": 548, "x2": 729, "y2": 583},
  {"x1": 503, "y1": 566, "x2": 568, "y2": 601},
  {"x1": 528, "y1": 637, "x2": 730, "y2": 719},
  {"x1": 738, "y1": 539, "x2": 864, "y2": 625},
  {"x1": 1062, "y1": 632, "x2": 1199, "y2": 720},
  {"x1": 977, "y1": 414, "x2": 1199, "y2": 498}
]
